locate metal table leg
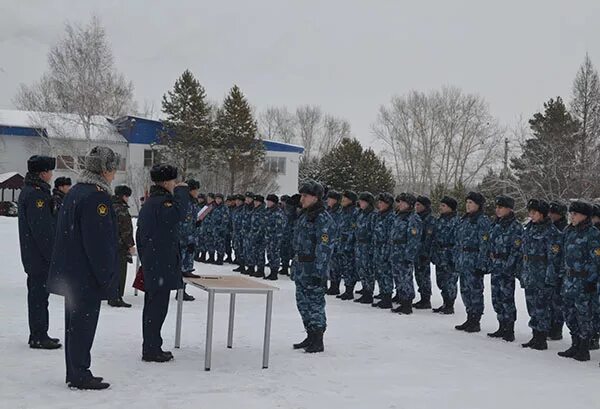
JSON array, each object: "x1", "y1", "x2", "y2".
[
  {"x1": 262, "y1": 290, "x2": 273, "y2": 369},
  {"x1": 174, "y1": 288, "x2": 184, "y2": 348},
  {"x1": 227, "y1": 293, "x2": 236, "y2": 349},
  {"x1": 205, "y1": 290, "x2": 215, "y2": 371}
]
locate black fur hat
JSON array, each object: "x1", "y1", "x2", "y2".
[
  {"x1": 266, "y1": 194, "x2": 279, "y2": 204},
  {"x1": 495, "y1": 195, "x2": 515, "y2": 209},
  {"x1": 114, "y1": 185, "x2": 132, "y2": 197},
  {"x1": 466, "y1": 191, "x2": 485, "y2": 207},
  {"x1": 150, "y1": 164, "x2": 178, "y2": 182},
  {"x1": 568, "y1": 200, "x2": 593, "y2": 217},
  {"x1": 440, "y1": 196, "x2": 458, "y2": 211},
  {"x1": 527, "y1": 199, "x2": 549, "y2": 217},
  {"x1": 54, "y1": 177, "x2": 72, "y2": 188},
  {"x1": 395, "y1": 193, "x2": 416, "y2": 207},
  {"x1": 378, "y1": 192, "x2": 395, "y2": 206},
  {"x1": 299, "y1": 180, "x2": 324, "y2": 198},
  {"x1": 27, "y1": 155, "x2": 56, "y2": 173}
]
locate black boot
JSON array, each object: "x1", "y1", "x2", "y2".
[
  {"x1": 118, "y1": 298, "x2": 132, "y2": 308},
  {"x1": 223, "y1": 254, "x2": 230, "y2": 264},
  {"x1": 573, "y1": 338, "x2": 591, "y2": 362},
  {"x1": 326, "y1": 280, "x2": 340, "y2": 296},
  {"x1": 29, "y1": 338, "x2": 62, "y2": 350},
  {"x1": 391, "y1": 293, "x2": 400, "y2": 303},
  {"x1": 233, "y1": 263, "x2": 244, "y2": 273},
  {"x1": 373, "y1": 293, "x2": 382, "y2": 300},
  {"x1": 254, "y1": 266, "x2": 265, "y2": 278},
  {"x1": 304, "y1": 329, "x2": 324, "y2": 353},
  {"x1": 214, "y1": 254, "x2": 224, "y2": 266},
  {"x1": 108, "y1": 299, "x2": 121, "y2": 307},
  {"x1": 293, "y1": 333, "x2": 311, "y2": 350},
  {"x1": 440, "y1": 300, "x2": 455, "y2": 315},
  {"x1": 522, "y1": 330, "x2": 537, "y2": 348},
  {"x1": 455, "y1": 315, "x2": 472, "y2": 331},
  {"x1": 265, "y1": 268, "x2": 279, "y2": 281},
  {"x1": 530, "y1": 331, "x2": 548, "y2": 350},
  {"x1": 142, "y1": 351, "x2": 174, "y2": 363},
  {"x1": 590, "y1": 333, "x2": 599, "y2": 351},
  {"x1": 206, "y1": 253, "x2": 215, "y2": 264},
  {"x1": 200, "y1": 252, "x2": 208, "y2": 263},
  {"x1": 392, "y1": 300, "x2": 413, "y2": 315},
  {"x1": 413, "y1": 297, "x2": 431, "y2": 310},
  {"x1": 373, "y1": 293, "x2": 392, "y2": 309},
  {"x1": 487, "y1": 321, "x2": 505, "y2": 338},
  {"x1": 245, "y1": 266, "x2": 255, "y2": 276},
  {"x1": 183, "y1": 291, "x2": 195, "y2": 301},
  {"x1": 558, "y1": 336, "x2": 580, "y2": 358},
  {"x1": 356, "y1": 288, "x2": 365, "y2": 295},
  {"x1": 339, "y1": 284, "x2": 355, "y2": 300},
  {"x1": 548, "y1": 323, "x2": 563, "y2": 341},
  {"x1": 68, "y1": 378, "x2": 110, "y2": 390},
  {"x1": 502, "y1": 321, "x2": 515, "y2": 342},
  {"x1": 354, "y1": 291, "x2": 373, "y2": 304},
  {"x1": 464, "y1": 316, "x2": 481, "y2": 333},
  {"x1": 432, "y1": 298, "x2": 447, "y2": 313},
  {"x1": 279, "y1": 266, "x2": 289, "y2": 276}
]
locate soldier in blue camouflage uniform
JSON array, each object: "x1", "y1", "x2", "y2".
[
  {"x1": 201, "y1": 193, "x2": 217, "y2": 263},
  {"x1": 557, "y1": 201, "x2": 600, "y2": 362},
  {"x1": 224, "y1": 196, "x2": 235, "y2": 263},
  {"x1": 520, "y1": 199, "x2": 562, "y2": 351},
  {"x1": 176, "y1": 180, "x2": 201, "y2": 302},
  {"x1": 454, "y1": 192, "x2": 491, "y2": 333},
  {"x1": 292, "y1": 180, "x2": 335, "y2": 353},
  {"x1": 248, "y1": 194, "x2": 267, "y2": 277},
  {"x1": 485, "y1": 195, "x2": 523, "y2": 342},
  {"x1": 336, "y1": 190, "x2": 359, "y2": 300},
  {"x1": 264, "y1": 194, "x2": 286, "y2": 280},
  {"x1": 431, "y1": 196, "x2": 459, "y2": 314},
  {"x1": 413, "y1": 195, "x2": 434, "y2": 309},
  {"x1": 280, "y1": 195, "x2": 298, "y2": 276},
  {"x1": 548, "y1": 200, "x2": 568, "y2": 340},
  {"x1": 231, "y1": 195, "x2": 245, "y2": 270},
  {"x1": 240, "y1": 192, "x2": 256, "y2": 275},
  {"x1": 371, "y1": 192, "x2": 395, "y2": 309},
  {"x1": 194, "y1": 193, "x2": 207, "y2": 262},
  {"x1": 209, "y1": 193, "x2": 230, "y2": 265},
  {"x1": 389, "y1": 193, "x2": 422, "y2": 315},
  {"x1": 589, "y1": 204, "x2": 600, "y2": 351},
  {"x1": 354, "y1": 192, "x2": 377, "y2": 304},
  {"x1": 325, "y1": 191, "x2": 342, "y2": 295}
]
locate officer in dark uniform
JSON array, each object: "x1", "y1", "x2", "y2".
[
  {"x1": 47, "y1": 146, "x2": 120, "y2": 390},
  {"x1": 18, "y1": 155, "x2": 61, "y2": 350},
  {"x1": 51, "y1": 176, "x2": 72, "y2": 215},
  {"x1": 109, "y1": 185, "x2": 135, "y2": 308},
  {"x1": 136, "y1": 164, "x2": 189, "y2": 363}
]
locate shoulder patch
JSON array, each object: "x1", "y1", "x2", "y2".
[
  {"x1": 594, "y1": 248, "x2": 600, "y2": 257},
  {"x1": 97, "y1": 203, "x2": 108, "y2": 216},
  {"x1": 427, "y1": 228, "x2": 433, "y2": 235},
  {"x1": 551, "y1": 244, "x2": 560, "y2": 254},
  {"x1": 164, "y1": 201, "x2": 173, "y2": 208},
  {"x1": 321, "y1": 233, "x2": 329, "y2": 244},
  {"x1": 35, "y1": 199, "x2": 45, "y2": 209},
  {"x1": 514, "y1": 238, "x2": 522, "y2": 247},
  {"x1": 411, "y1": 227, "x2": 418, "y2": 236},
  {"x1": 483, "y1": 234, "x2": 489, "y2": 241}
]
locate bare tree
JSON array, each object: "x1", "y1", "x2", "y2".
[
  {"x1": 296, "y1": 105, "x2": 322, "y2": 160},
  {"x1": 258, "y1": 106, "x2": 297, "y2": 143},
  {"x1": 318, "y1": 115, "x2": 350, "y2": 156}
]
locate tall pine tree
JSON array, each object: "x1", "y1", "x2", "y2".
[
  {"x1": 213, "y1": 85, "x2": 265, "y2": 193},
  {"x1": 511, "y1": 97, "x2": 580, "y2": 199},
  {"x1": 161, "y1": 70, "x2": 212, "y2": 179}
]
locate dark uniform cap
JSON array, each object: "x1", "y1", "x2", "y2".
[
  {"x1": 186, "y1": 179, "x2": 200, "y2": 191},
  {"x1": 266, "y1": 194, "x2": 279, "y2": 203},
  {"x1": 114, "y1": 185, "x2": 133, "y2": 197},
  {"x1": 198, "y1": 193, "x2": 206, "y2": 200},
  {"x1": 416, "y1": 195, "x2": 431, "y2": 208},
  {"x1": 593, "y1": 204, "x2": 600, "y2": 218},
  {"x1": 549, "y1": 201, "x2": 567, "y2": 216},
  {"x1": 342, "y1": 190, "x2": 358, "y2": 203},
  {"x1": 440, "y1": 196, "x2": 458, "y2": 211},
  {"x1": 27, "y1": 155, "x2": 56, "y2": 173},
  {"x1": 358, "y1": 191, "x2": 375, "y2": 205},
  {"x1": 466, "y1": 191, "x2": 486, "y2": 207},
  {"x1": 150, "y1": 164, "x2": 178, "y2": 182},
  {"x1": 207, "y1": 193, "x2": 216, "y2": 199},
  {"x1": 254, "y1": 194, "x2": 265, "y2": 203},
  {"x1": 495, "y1": 195, "x2": 515, "y2": 209},
  {"x1": 215, "y1": 193, "x2": 224, "y2": 199},
  {"x1": 569, "y1": 200, "x2": 593, "y2": 217},
  {"x1": 236, "y1": 194, "x2": 245, "y2": 201},
  {"x1": 280, "y1": 194, "x2": 290, "y2": 203},
  {"x1": 54, "y1": 177, "x2": 72, "y2": 188},
  {"x1": 326, "y1": 190, "x2": 342, "y2": 201},
  {"x1": 378, "y1": 192, "x2": 395, "y2": 206},
  {"x1": 395, "y1": 192, "x2": 416, "y2": 207},
  {"x1": 299, "y1": 180, "x2": 324, "y2": 198},
  {"x1": 226, "y1": 195, "x2": 235, "y2": 201},
  {"x1": 245, "y1": 191, "x2": 255, "y2": 198},
  {"x1": 527, "y1": 199, "x2": 549, "y2": 216}
]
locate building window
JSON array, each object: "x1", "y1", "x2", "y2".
[
  {"x1": 56, "y1": 155, "x2": 74, "y2": 170},
  {"x1": 144, "y1": 149, "x2": 155, "y2": 167},
  {"x1": 265, "y1": 156, "x2": 286, "y2": 174},
  {"x1": 118, "y1": 157, "x2": 126, "y2": 171}
]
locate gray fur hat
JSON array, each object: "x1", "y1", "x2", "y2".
[{"x1": 84, "y1": 146, "x2": 120, "y2": 174}]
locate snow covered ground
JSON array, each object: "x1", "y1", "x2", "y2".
[{"x1": 1, "y1": 216, "x2": 599, "y2": 409}]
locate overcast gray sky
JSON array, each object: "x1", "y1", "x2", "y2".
[{"x1": 1, "y1": 0, "x2": 599, "y2": 147}]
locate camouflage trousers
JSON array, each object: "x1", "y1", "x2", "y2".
[
  {"x1": 232, "y1": 233, "x2": 243, "y2": 263},
  {"x1": 562, "y1": 277, "x2": 596, "y2": 340},
  {"x1": 209, "y1": 232, "x2": 227, "y2": 256},
  {"x1": 491, "y1": 271, "x2": 517, "y2": 323},
  {"x1": 549, "y1": 279, "x2": 564, "y2": 329},
  {"x1": 246, "y1": 237, "x2": 265, "y2": 268},
  {"x1": 524, "y1": 285, "x2": 553, "y2": 333},
  {"x1": 355, "y1": 243, "x2": 374, "y2": 292},
  {"x1": 391, "y1": 257, "x2": 414, "y2": 301},
  {"x1": 329, "y1": 249, "x2": 341, "y2": 282},
  {"x1": 594, "y1": 292, "x2": 600, "y2": 335},
  {"x1": 280, "y1": 236, "x2": 294, "y2": 268},
  {"x1": 180, "y1": 245, "x2": 195, "y2": 273},
  {"x1": 225, "y1": 233, "x2": 232, "y2": 257},
  {"x1": 337, "y1": 249, "x2": 357, "y2": 286},
  {"x1": 414, "y1": 257, "x2": 432, "y2": 298},
  {"x1": 266, "y1": 237, "x2": 282, "y2": 270},
  {"x1": 434, "y1": 264, "x2": 458, "y2": 302},
  {"x1": 459, "y1": 269, "x2": 485, "y2": 318},
  {"x1": 374, "y1": 252, "x2": 393, "y2": 295},
  {"x1": 294, "y1": 262, "x2": 327, "y2": 331}
]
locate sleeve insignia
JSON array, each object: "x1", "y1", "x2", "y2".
[
  {"x1": 514, "y1": 239, "x2": 522, "y2": 247},
  {"x1": 35, "y1": 199, "x2": 45, "y2": 208},
  {"x1": 321, "y1": 233, "x2": 329, "y2": 243},
  {"x1": 164, "y1": 201, "x2": 173, "y2": 208},
  {"x1": 97, "y1": 203, "x2": 108, "y2": 216},
  {"x1": 411, "y1": 227, "x2": 418, "y2": 236},
  {"x1": 427, "y1": 228, "x2": 433, "y2": 235},
  {"x1": 483, "y1": 234, "x2": 489, "y2": 241},
  {"x1": 594, "y1": 248, "x2": 600, "y2": 257},
  {"x1": 552, "y1": 244, "x2": 560, "y2": 254}
]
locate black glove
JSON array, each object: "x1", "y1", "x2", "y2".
[
  {"x1": 187, "y1": 243, "x2": 196, "y2": 253},
  {"x1": 126, "y1": 254, "x2": 133, "y2": 264},
  {"x1": 474, "y1": 269, "x2": 486, "y2": 277},
  {"x1": 584, "y1": 281, "x2": 598, "y2": 294},
  {"x1": 419, "y1": 255, "x2": 430, "y2": 264}
]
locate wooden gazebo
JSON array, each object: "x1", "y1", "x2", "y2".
[{"x1": 0, "y1": 172, "x2": 24, "y2": 201}]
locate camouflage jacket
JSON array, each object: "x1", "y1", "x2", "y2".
[
  {"x1": 250, "y1": 204, "x2": 267, "y2": 243},
  {"x1": 520, "y1": 217, "x2": 562, "y2": 288},
  {"x1": 210, "y1": 202, "x2": 231, "y2": 236},
  {"x1": 431, "y1": 212, "x2": 459, "y2": 268},
  {"x1": 111, "y1": 196, "x2": 135, "y2": 252},
  {"x1": 372, "y1": 207, "x2": 395, "y2": 261},
  {"x1": 355, "y1": 205, "x2": 377, "y2": 248},
  {"x1": 179, "y1": 194, "x2": 201, "y2": 246},
  {"x1": 454, "y1": 210, "x2": 492, "y2": 273},
  {"x1": 486, "y1": 212, "x2": 523, "y2": 276},
  {"x1": 389, "y1": 210, "x2": 422, "y2": 263},
  {"x1": 326, "y1": 203, "x2": 343, "y2": 248},
  {"x1": 265, "y1": 205, "x2": 286, "y2": 241},
  {"x1": 562, "y1": 219, "x2": 600, "y2": 284},
  {"x1": 416, "y1": 209, "x2": 435, "y2": 260},
  {"x1": 293, "y1": 202, "x2": 336, "y2": 279},
  {"x1": 338, "y1": 205, "x2": 358, "y2": 253}
]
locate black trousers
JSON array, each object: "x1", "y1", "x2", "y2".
[
  {"x1": 142, "y1": 289, "x2": 171, "y2": 355},
  {"x1": 117, "y1": 253, "x2": 128, "y2": 299},
  {"x1": 64, "y1": 295, "x2": 101, "y2": 384},
  {"x1": 26, "y1": 273, "x2": 50, "y2": 341}
]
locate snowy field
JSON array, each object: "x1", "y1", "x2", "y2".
[{"x1": 1, "y1": 216, "x2": 599, "y2": 409}]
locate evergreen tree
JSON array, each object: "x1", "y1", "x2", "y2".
[
  {"x1": 318, "y1": 138, "x2": 395, "y2": 193},
  {"x1": 161, "y1": 70, "x2": 212, "y2": 179},
  {"x1": 213, "y1": 85, "x2": 265, "y2": 193},
  {"x1": 511, "y1": 97, "x2": 580, "y2": 199}
]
